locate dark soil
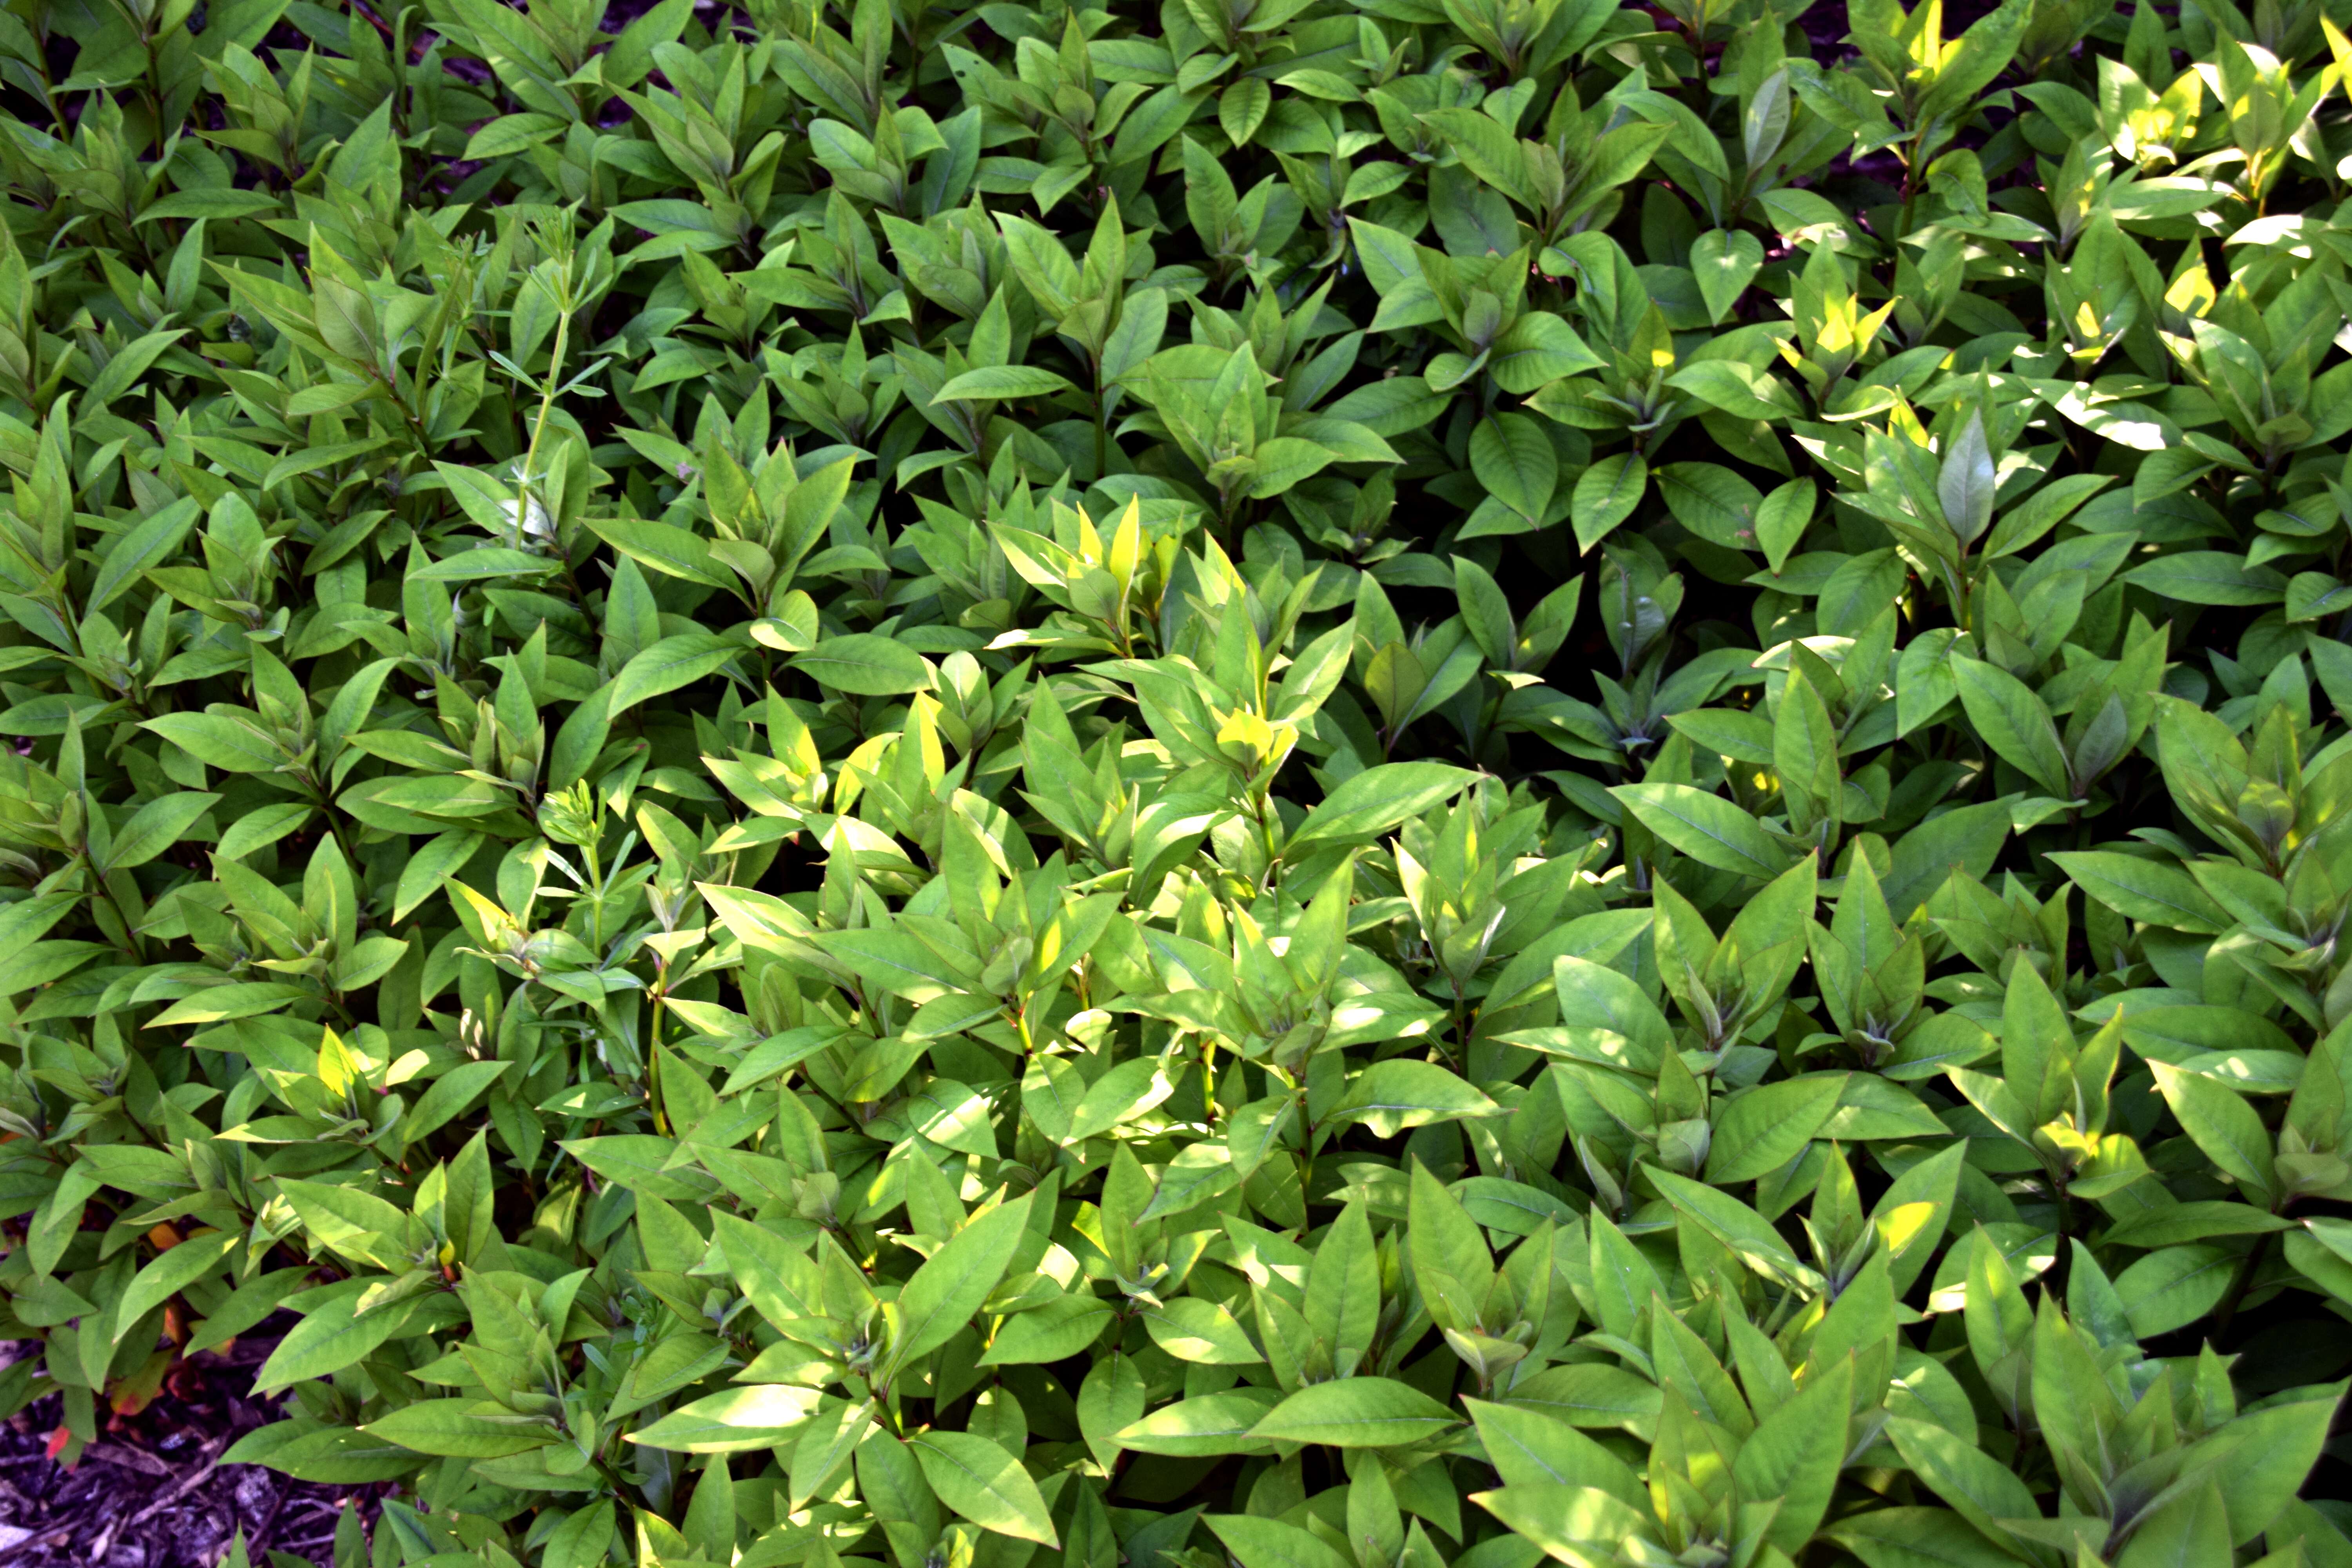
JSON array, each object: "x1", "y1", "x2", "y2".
[{"x1": 0, "y1": 1339, "x2": 380, "y2": 1568}]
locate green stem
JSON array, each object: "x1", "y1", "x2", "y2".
[
  {"x1": 517, "y1": 300, "x2": 574, "y2": 525},
  {"x1": 84, "y1": 861, "x2": 142, "y2": 960},
  {"x1": 1290, "y1": 1075, "x2": 1314, "y2": 1227},
  {"x1": 1093, "y1": 354, "x2": 1108, "y2": 479}
]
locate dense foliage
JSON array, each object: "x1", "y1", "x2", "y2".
[{"x1": 4, "y1": 0, "x2": 2352, "y2": 1562}]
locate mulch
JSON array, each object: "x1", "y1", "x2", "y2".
[{"x1": 0, "y1": 1338, "x2": 382, "y2": 1568}]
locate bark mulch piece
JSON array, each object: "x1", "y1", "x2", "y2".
[{"x1": 0, "y1": 1338, "x2": 383, "y2": 1568}]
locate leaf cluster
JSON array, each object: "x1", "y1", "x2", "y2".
[{"x1": 4, "y1": 0, "x2": 2352, "y2": 1564}]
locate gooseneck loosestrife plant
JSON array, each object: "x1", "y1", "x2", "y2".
[{"x1": 0, "y1": 0, "x2": 2350, "y2": 1563}]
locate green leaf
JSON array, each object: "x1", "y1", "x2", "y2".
[
  {"x1": 1884, "y1": 799, "x2": 2013, "y2": 920},
  {"x1": 272, "y1": 1178, "x2": 406, "y2": 1269},
  {"x1": 1462, "y1": 1398, "x2": 1647, "y2": 1504},
  {"x1": 411, "y1": 546, "x2": 562, "y2": 582},
  {"x1": 2114, "y1": 1483, "x2": 2230, "y2": 1568},
  {"x1": 1656, "y1": 462, "x2": 1764, "y2": 550},
  {"x1": 1488, "y1": 312, "x2": 1603, "y2": 392},
  {"x1": 1285, "y1": 762, "x2": 1478, "y2": 856},
  {"x1": 791, "y1": 635, "x2": 933, "y2": 695},
  {"x1": 1731, "y1": 1354, "x2": 1852, "y2": 1551},
  {"x1": 1706, "y1": 1074, "x2": 1845, "y2": 1184},
  {"x1": 148, "y1": 982, "x2": 313, "y2": 1027},
  {"x1": 1114, "y1": 1390, "x2": 1281, "y2": 1455},
  {"x1": 1502, "y1": 1364, "x2": 1664, "y2": 1434},
  {"x1": 2047, "y1": 851, "x2": 2227, "y2": 934},
  {"x1": 215, "y1": 802, "x2": 313, "y2": 863},
  {"x1": 1143, "y1": 1296, "x2": 1263, "y2": 1364},
  {"x1": 884, "y1": 1194, "x2": 1033, "y2": 1377},
  {"x1": 1204, "y1": 1514, "x2": 1356, "y2": 1568},
  {"x1": 909, "y1": 1429, "x2": 1058, "y2": 1544},
  {"x1": 1668, "y1": 361, "x2": 1800, "y2": 424},
  {"x1": 141, "y1": 189, "x2": 280, "y2": 222},
  {"x1": 140, "y1": 712, "x2": 283, "y2": 773},
  {"x1": 2102, "y1": 1202, "x2": 2291, "y2": 1249},
  {"x1": 1571, "y1": 454, "x2": 1647, "y2": 553},
  {"x1": 933, "y1": 365, "x2": 1077, "y2": 401},
  {"x1": 1247, "y1": 1378, "x2": 1459, "y2": 1447},
  {"x1": 2186, "y1": 1381, "x2": 2342, "y2": 1544},
  {"x1": 1950, "y1": 655, "x2": 2072, "y2": 798},
  {"x1": 2124, "y1": 551, "x2": 2286, "y2": 605},
  {"x1": 1303, "y1": 1202, "x2": 1381, "y2": 1379},
  {"x1": 1755, "y1": 478, "x2": 1815, "y2": 573},
  {"x1": 711, "y1": 1210, "x2": 819, "y2": 1330},
  {"x1": 1646, "y1": 1166, "x2": 1825, "y2": 1289},
  {"x1": 1249, "y1": 436, "x2": 1338, "y2": 499},
  {"x1": 365, "y1": 1398, "x2": 554, "y2": 1457},
  {"x1": 609, "y1": 633, "x2": 743, "y2": 715},
  {"x1": 221, "y1": 1423, "x2": 419, "y2": 1484},
  {"x1": 588, "y1": 515, "x2": 735, "y2": 590},
  {"x1": 103, "y1": 791, "x2": 219, "y2": 871},
  {"x1": 1329, "y1": 1059, "x2": 1499, "y2": 1138},
  {"x1": 1824, "y1": 1508, "x2": 2024, "y2": 1568},
  {"x1": 1471, "y1": 1483, "x2": 1650, "y2": 1563},
  {"x1": 89, "y1": 499, "x2": 200, "y2": 614},
  {"x1": 1690, "y1": 229, "x2": 1764, "y2": 323},
  {"x1": 1405, "y1": 1160, "x2": 1494, "y2": 1332},
  {"x1": 627, "y1": 1385, "x2": 826, "y2": 1452},
  {"x1": 2114, "y1": 1244, "x2": 2237, "y2": 1338},
  {"x1": 254, "y1": 1291, "x2": 406, "y2": 1393},
  {"x1": 401, "y1": 1060, "x2": 512, "y2": 1145},
  {"x1": 2149, "y1": 1062, "x2": 2275, "y2": 1209},
  {"x1": 1470, "y1": 413, "x2": 1556, "y2": 521},
  {"x1": 978, "y1": 1292, "x2": 1112, "y2": 1365},
  {"x1": 1611, "y1": 782, "x2": 1791, "y2": 879},
  {"x1": 1937, "y1": 413, "x2": 1996, "y2": 545},
  {"x1": 1884, "y1": 1416, "x2": 2042, "y2": 1547},
  {"x1": 111, "y1": 1229, "x2": 239, "y2": 1342}
]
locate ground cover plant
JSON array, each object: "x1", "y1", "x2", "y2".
[{"x1": 8, "y1": 0, "x2": 2352, "y2": 1562}]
